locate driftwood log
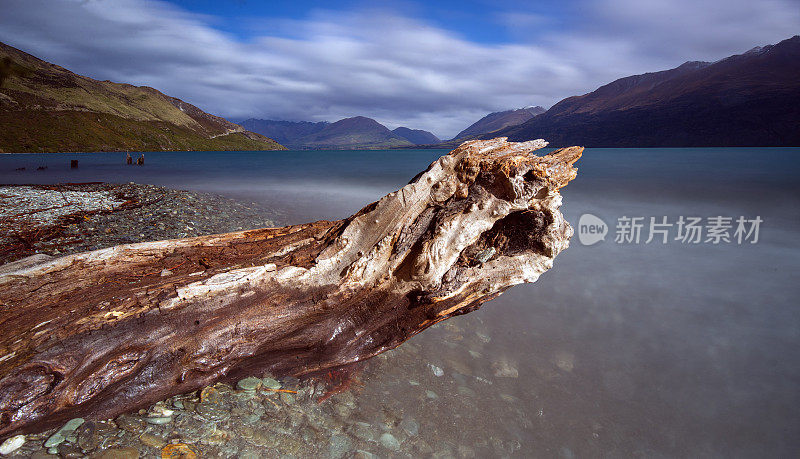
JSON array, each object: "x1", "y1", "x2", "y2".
[{"x1": 0, "y1": 138, "x2": 582, "y2": 436}]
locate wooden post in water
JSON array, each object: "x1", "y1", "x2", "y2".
[{"x1": 70, "y1": 160, "x2": 78, "y2": 169}]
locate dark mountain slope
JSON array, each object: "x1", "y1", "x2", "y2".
[
  {"x1": 392, "y1": 127, "x2": 441, "y2": 145},
  {"x1": 489, "y1": 36, "x2": 800, "y2": 147},
  {"x1": 238, "y1": 119, "x2": 329, "y2": 146},
  {"x1": 294, "y1": 116, "x2": 413, "y2": 149},
  {"x1": 454, "y1": 106, "x2": 545, "y2": 140}
]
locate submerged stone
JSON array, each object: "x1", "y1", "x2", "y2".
[
  {"x1": 380, "y1": 432, "x2": 401, "y2": 451},
  {"x1": 144, "y1": 416, "x2": 172, "y2": 425},
  {"x1": 0, "y1": 435, "x2": 25, "y2": 455},
  {"x1": 139, "y1": 433, "x2": 166, "y2": 449},
  {"x1": 400, "y1": 417, "x2": 420, "y2": 437},
  {"x1": 261, "y1": 377, "x2": 281, "y2": 390},
  {"x1": 237, "y1": 376, "x2": 262, "y2": 391},
  {"x1": 44, "y1": 418, "x2": 84, "y2": 448},
  {"x1": 329, "y1": 434, "x2": 353, "y2": 458}
]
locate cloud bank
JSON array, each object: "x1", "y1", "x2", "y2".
[{"x1": 0, "y1": 0, "x2": 797, "y2": 138}]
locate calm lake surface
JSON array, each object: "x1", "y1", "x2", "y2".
[{"x1": 2, "y1": 148, "x2": 799, "y2": 457}]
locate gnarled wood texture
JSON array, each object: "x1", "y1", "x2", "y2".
[{"x1": 0, "y1": 138, "x2": 582, "y2": 436}]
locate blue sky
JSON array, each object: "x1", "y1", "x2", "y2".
[
  {"x1": 164, "y1": 0, "x2": 570, "y2": 44},
  {"x1": 0, "y1": 0, "x2": 797, "y2": 138}
]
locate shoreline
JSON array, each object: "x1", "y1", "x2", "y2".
[{"x1": 0, "y1": 182, "x2": 280, "y2": 266}]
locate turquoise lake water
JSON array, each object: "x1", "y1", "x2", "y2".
[{"x1": 2, "y1": 147, "x2": 799, "y2": 456}]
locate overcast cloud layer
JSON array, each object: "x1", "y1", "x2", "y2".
[{"x1": 0, "y1": 0, "x2": 797, "y2": 138}]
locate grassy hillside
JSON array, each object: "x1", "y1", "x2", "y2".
[{"x1": 0, "y1": 41, "x2": 285, "y2": 152}]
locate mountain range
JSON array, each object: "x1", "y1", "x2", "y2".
[
  {"x1": 240, "y1": 116, "x2": 440, "y2": 149},
  {"x1": 485, "y1": 35, "x2": 800, "y2": 147},
  {"x1": 0, "y1": 41, "x2": 284, "y2": 153},
  {"x1": 2, "y1": 35, "x2": 797, "y2": 152}
]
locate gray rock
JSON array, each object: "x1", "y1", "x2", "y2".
[
  {"x1": 329, "y1": 434, "x2": 353, "y2": 458},
  {"x1": 400, "y1": 417, "x2": 420, "y2": 437},
  {"x1": 352, "y1": 422, "x2": 376, "y2": 442},
  {"x1": 492, "y1": 358, "x2": 519, "y2": 378},
  {"x1": 44, "y1": 418, "x2": 84, "y2": 448},
  {"x1": 379, "y1": 432, "x2": 401, "y2": 451}
]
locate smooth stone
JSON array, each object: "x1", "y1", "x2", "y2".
[
  {"x1": 329, "y1": 434, "x2": 353, "y2": 459},
  {"x1": 237, "y1": 377, "x2": 262, "y2": 391},
  {"x1": 0, "y1": 435, "x2": 24, "y2": 455},
  {"x1": 47, "y1": 447, "x2": 58, "y2": 455},
  {"x1": 195, "y1": 402, "x2": 227, "y2": 421},
  {"x1": 261, "y1": 377, "x2": 281, "y2": 390},
  {"x1": 139, "y1": 433, "x2": 166, "y2": 449},
  {"x1": 425, "y1": 390, "x2": 439, "y2": 399},
  {"x1": 149, "y1": 408, "x2": 174, "y2": 418},
  {"x1": 115, "y1": 415, "x2": 145, "y2": 433},
  {"x1": 409, "y1": 380, "x2": 420, "y2": 386},
  {"x1": 428, "y1": 364, "x2": 444, "y2": 377},
  {"x1": 352, "y1": 422, "x2": 375, "y2": 442},
  {"x1": 458, "y1": 386, "x2": 477, "y2": 397},
  {"x1": 96, "y1": 447, "x2": 140, "y2": 459},
  {"x1": 144, "y1": 416, "x2": 172, "y2": 425},
  {"x1": 243, "y1": 414, "x2": 260, "y2": 424},
  {"x1": 458, "y1": 445, "x2": 477, "y2": 458},
  {"x1": 379, "y1": 433, "x2": 401, "y2": 451},
  {"x1": 57, "y1": 443, "x2": 83, "y2": 458},
  {"x1": 334, "y1": 403, "x2": 353, "y2": 419},
  {"x1": 44, "y1": 418, "x2": 84, "y2": 448},
  {"x1": 492, "y1": 358, "x2": 519, "y2": 378},
  {"x1": 400, "y1": 417, "x2": 420, "y2": 437}
]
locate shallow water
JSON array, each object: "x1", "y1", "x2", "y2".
[{"x1": 2, "y1": 148, "x2": 799, "y2": 457}]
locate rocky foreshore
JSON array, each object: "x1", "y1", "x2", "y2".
[{"x1": 0, "y1": 182, "x2": 280, "y2": 265}]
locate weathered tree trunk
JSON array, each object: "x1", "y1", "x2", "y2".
[{"x1": 0, "y1": 138, "x2": 582, "y2": 436}]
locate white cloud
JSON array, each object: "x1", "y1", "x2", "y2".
[{"x1": 0, "y1": 0, "x2": 797, "y2": 138}]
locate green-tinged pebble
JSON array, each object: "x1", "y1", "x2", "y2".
[
  {"x1": 379, "y1": 432, "x2": 401, "y2": 451},
  {"x1": 144, "y1": 416, "x2": 172, "y2": 425},
  {"x1": 44, "y1": 418, "x2": 84, "y2": 448},
  {"x1": 237, "y1": 376, "x2": 262, "y2": 391},
  {"x1": 262, "y1": 377, "x2": 281, "y2": 389}
]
